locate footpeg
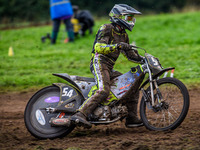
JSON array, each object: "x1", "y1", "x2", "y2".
[{"x1": 50, "y1": 118, "x2": 71, "y2": 127}]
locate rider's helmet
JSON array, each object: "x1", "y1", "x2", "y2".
[{"x1": 109, "y1": 4, "x2": 142, "y2": 31}]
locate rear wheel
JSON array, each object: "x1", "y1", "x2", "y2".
[
  {"x1": 24, "y1": 86, "x2": 75, "y2": 139},
  {"x1": 140, "y1": 77, "x2": 190, "y2": 131}
]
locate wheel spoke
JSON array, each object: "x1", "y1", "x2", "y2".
[{"x1": 168, "y1": 105, "x2": 180, "y2": 118}]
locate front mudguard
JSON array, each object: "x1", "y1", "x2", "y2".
[
  {"x1": 139, "y1": 67, "x2": 175, "y2": 90},
  {"x1": 53, "y1": 82, "x2": 85, "y2": 113}
]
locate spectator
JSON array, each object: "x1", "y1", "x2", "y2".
[
  {"x1": 73, "y1": 5, "x2": 94, "y2": 36},
  {"x1": 50, "y1": 0, "x2": 74, "y2": 44}
]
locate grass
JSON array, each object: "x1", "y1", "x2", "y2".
[{"x1": 0, "y1": 11, "x2": 200, "y2": 92}]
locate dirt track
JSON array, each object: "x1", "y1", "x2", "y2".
[{"x1": 0, "y1": 88, "x2": 200, "y2": 150}]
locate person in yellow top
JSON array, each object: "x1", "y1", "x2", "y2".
[{"x1": 73, "y1": 5, "x2": 94, "y2": 36}]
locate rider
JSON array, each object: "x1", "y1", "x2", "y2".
[{"x1": 71, "y1": 4, "x2": 144, "y2": 128}]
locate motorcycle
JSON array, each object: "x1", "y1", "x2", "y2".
[{"x1": 24, "y1": 46, "x2": 190, "y2": 139}]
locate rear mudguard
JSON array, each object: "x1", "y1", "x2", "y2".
[
  {"x1": 139, "y1": 67, "x2": 175, "y2": 90},
  {"x1": 52, "y1": 73, "x2": 86, "y2": 113},
  {"x1": 53, "y1": 73, "x2": 96, "y2": 99},
  {"x1": 53, "y1": 73, "x2": 81, "y2": 91}
]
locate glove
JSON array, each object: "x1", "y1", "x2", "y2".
[
  {"x1": 133, "y1": 49, "x2": 145, "y2": 62},
  {"x1": 117, "y1": 42, "x2": 132, "y2": 51}
]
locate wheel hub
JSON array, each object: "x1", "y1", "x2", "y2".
[{"x1": 153, "y1": 101, "x2": 169, "y2": 112}]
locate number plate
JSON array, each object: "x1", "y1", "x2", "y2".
[{"x1": 61, "y1": 86, "x2": 78, "y2": 101}]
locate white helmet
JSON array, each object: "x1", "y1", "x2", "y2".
[{"x1": 109, "y1": 4, "x2": 142, "y2": 31}]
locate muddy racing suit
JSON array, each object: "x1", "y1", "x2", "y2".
[{"x1": 78, "y1": 23, "x2": 143, "y2": 123}]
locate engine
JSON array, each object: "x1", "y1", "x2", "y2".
[{"x1": 93, "y1": 104, "x2": 128, "y2": 121}]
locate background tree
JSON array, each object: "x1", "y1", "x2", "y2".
[{"x1": 0, "y1": 0, "x2": 199, "y2": 24}]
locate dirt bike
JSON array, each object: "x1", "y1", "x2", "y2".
[{"x1": 24, "y1": 46, "x2": 190, "y2": 139}]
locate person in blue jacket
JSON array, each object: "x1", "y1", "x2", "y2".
[{"x1": 50, "y1": 0, "x2": 74, "y2": 44}]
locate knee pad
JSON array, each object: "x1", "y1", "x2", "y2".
[{"x1": 97, "y1": 90, "x2": 110, "y2": 99}]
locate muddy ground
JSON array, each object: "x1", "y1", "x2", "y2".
[{"x1": 0, "y1": 88, "x2": 200, "y2": 150}]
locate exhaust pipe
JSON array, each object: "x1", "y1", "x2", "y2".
[{"x1": 49, "y1": 117, "x2": 71, "y2": 126}]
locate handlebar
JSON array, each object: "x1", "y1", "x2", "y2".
[
  {"x1": 124, "y1": 45, "x2": 146, "y2": 64},
  {"x1": 130, "y1": 45, "x2": 147, "y2": 53}
]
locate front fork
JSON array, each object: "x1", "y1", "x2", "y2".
[
  {"x1": 141, "y1": 79, "x2": 163, "y2": 107},
  {"x1": 142, "y1": 61, "x2": 163, "y2": 107},
  {"x1": 153, "y1": 80, "x2": 163, "y2": 104}
]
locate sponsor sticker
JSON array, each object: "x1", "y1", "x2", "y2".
[
  {"x1": 44, "y1": 96, "x2": 59, "y2": 103},
  {"x1": 65, "y1": 103, "x2": 74, "y2": 108},
  {"x1": 36, "y1": 109, "x2": 46, "y2": 125}
]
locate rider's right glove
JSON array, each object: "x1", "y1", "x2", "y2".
[
  {"x1": 133, "y1": 49, "x2": 145, "y2": 63},
  {"x1": 117, "y1": 42, "x2": 132, "y2": 51}
]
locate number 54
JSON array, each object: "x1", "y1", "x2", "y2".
[{"x1": 62, "y1": 87, "x2": 73, "y2": 97}]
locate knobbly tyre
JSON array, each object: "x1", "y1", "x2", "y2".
[{"x1": 24, "y1": 46, "x2": 190, "y2": 139}]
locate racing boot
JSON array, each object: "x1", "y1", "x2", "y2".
[
  {"x1": 70, "y1": 111, "x2": 92, "y2": 129},
  {"x1": 125, "y1": 91, "x2": 143, "y2": 127},
  {"x1": 70, "y1": 90, "x2": 109, "y2": 128},
  {"x1": 125, "y1": 115, "x2": 143, "y2": 127}
]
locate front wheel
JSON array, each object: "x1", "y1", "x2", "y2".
[
  {"x1": 24, "y1": 86, "x2": 75, "y2": 139},
  {"x1": 140, "y1": 77, "x2": 190, "y2": 131}
]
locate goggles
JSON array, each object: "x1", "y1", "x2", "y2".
[{"x1": 120, "y1": 14, "x2": 136, "y2": 24}]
